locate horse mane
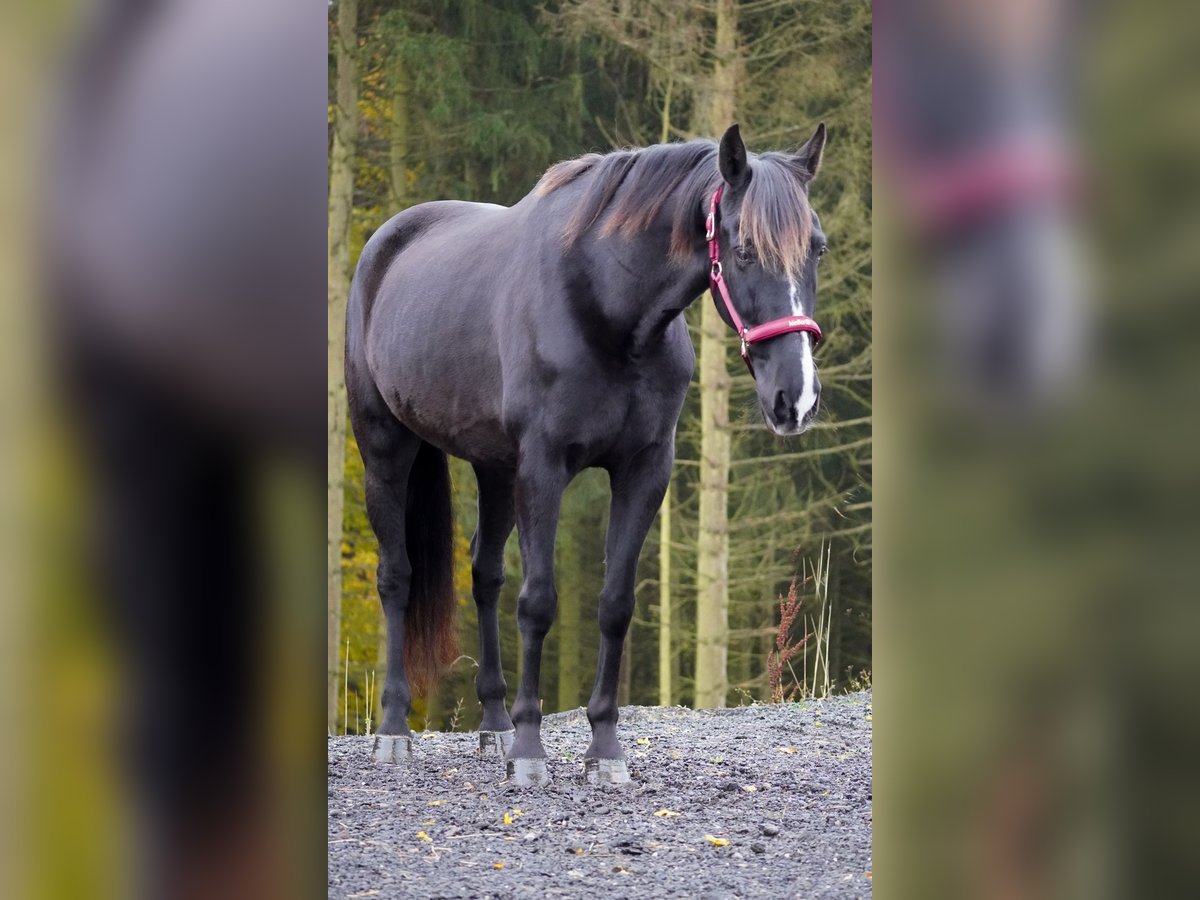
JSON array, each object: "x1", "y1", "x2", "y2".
[{"x1": 535, "y1": 140, "x2": 814, "y2": 279}]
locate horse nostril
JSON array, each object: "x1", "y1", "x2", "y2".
[{"x1": 773, "y1": 390, "x2": 793, "y2": 424}]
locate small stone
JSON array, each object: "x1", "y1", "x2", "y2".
[
  {"x1": 751, "y1": 842, "x2": 766, "y2": 854},
  {"x1": 524, "y1": 831, "x2": 540, "y2": 842},
  {"x1": 761, "y1": 823, "x2": 780, "y2": 837},
  {"x1": 720, "y1": 781, "x2": 739, "y2": 793}
]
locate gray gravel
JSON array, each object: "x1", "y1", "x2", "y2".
[{"x1": 328, "y1": 691, "x2": 872, "y2": 898}]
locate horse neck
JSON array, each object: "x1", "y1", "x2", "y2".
[{"x1": 585, "y1": 191, "x2": 712, "y2": 355}]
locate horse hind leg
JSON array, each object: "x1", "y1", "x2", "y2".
[
  {"x1": 356, "y1": 407, "x2": 423, "y2": 762},
  {"x1": 471, "y1": 466, "x2": 516, "y2": 756}
]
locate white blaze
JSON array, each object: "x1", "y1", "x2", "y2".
[
  {"x1": 789, "y1": 280, "x2": 819, "y2": 423},
  {"x1": 788, "y1": 279, "x2": 803, "y2": 316}
]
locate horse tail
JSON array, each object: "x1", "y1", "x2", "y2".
[{"x1": 402, "y1": 440, "x2": 459, "y2": 692}]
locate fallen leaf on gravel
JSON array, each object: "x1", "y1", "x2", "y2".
[
  {"x1": 421, "y1": 820, "x2": 434, "y2": 826},
  {"x1": 492, "y1": 861, "x2": 505, "y2": 870},
  {"x1": 427, "y1": 800, "x2": 445, "y2": 806},
  {"x1": 416, "y1": 832, "x2": 431, "y2": 843},
  {"x1": 704, "y1": 835, "x2": 731, "y2": 847},
  {"x1": 653, "y1": 809, "x2": 681, "y2": 818},
  {"x1": 778, "y1": 747, "x2": 797, "y2": 754},
  {"x1": 502, "y1": 810, "x2": 525, "y2": 825},
  {"x1": 865, "y1": 871, "x2": 873, "y2": 879},
  {"x1": 636, "y1": 738, "x2": 650, "y2": 745},
  {"x1": 742, "y1": 785, "x2": 758, "y2": 792}
]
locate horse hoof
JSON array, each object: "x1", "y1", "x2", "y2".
[
  {"x1": 479, "y1": 730, "x2": 515, "y2": 757},
  {"x1": 584, "y1": 757, "x2": 631, "y2": 786},
  {"x1": 506, "y1": 757, "x2": 551, "y2": 787},
  {"x1": 373, "y1": 734, "x2": 413, "y2": 764}
]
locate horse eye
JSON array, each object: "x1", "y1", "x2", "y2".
[{"x1": 734, "y1": 246, "x2": 755, "y2": 266}]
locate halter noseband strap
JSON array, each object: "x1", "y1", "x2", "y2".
[{"x1": 706, "y1": 185, "x2": 823, "y2": 376}]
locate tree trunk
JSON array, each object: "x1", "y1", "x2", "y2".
[
  {"x1": 556, "y1": 563, "x2": 581, "y2": 711},
  {"x1": 327, "y1": 0, "x2": 358, "y2": 734},
  {"x1": 694, "y1": 293, "x2": 731, "y2": 708},
  {"x1": 389, "y1": 52, "x2": 408, "y2": 213},
  {"x1": 617, "y1": 631, "x2": 632, "y2": 707},
  {"x1": 657, "y1": 71, "x2": 675, "y2": 709},
  {"x1": 693, "y1": 0, "x2": 738, "y2": 710},
  {"x1": 658, "y1": 481, "x2": 673, "y2": 706}
]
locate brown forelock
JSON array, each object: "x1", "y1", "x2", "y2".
[{"x1": 739, "y1": 152, "x2": 813, "y2": 283}]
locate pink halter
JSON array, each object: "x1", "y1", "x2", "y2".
[{"x1": 706, "y1": 186, "x2": 823, "y2": 375}]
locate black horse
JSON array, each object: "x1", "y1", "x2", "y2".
[{"x1": 346, "y1": 123, "x2": 829, "y2": 786}]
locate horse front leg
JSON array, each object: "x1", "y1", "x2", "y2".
[
  {"x1": 505, "y1": 448, "x2": 568, "y2": 787},
  {"x1": 584, "y1": 442, "x2": 673, "y2": 785}
]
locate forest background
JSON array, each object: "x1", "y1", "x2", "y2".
[{"x1": 327, "y1": 0, "x2": 871, "y2": 732}]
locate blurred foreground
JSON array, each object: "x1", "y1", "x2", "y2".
[
  {"x1": 4, "y1": 1, "x2": 327, "y2": 898},
  {"x1": 876, "y1": 1, "x2": 1200, "y2": 898}
]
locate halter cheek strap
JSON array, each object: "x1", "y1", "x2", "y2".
[{"x1": 706, "y1": 186, "x2": 823, "y2": 376}]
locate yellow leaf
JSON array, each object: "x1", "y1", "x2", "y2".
[
  {"x1": 503, "y1": 812, "x2": 513, "y2": 825},
  {"x1": 653, "y1": 809, "x2": 681, "y2": 817},
  {"x1": 778, "y1": 746, "x2": 797, "y2": 754},
  {"x1": 421, "y1": 820, "x2": 434, "y2": 826},
  {"x1": 428, "y1": 800, "x2": 445, "y2": 806},
  {"x1": 636, "y1": 737, "x2": 650, "y2": 745},
  {"x1": 704, "y1": 835, "x2": 731, "y2": 847},
  {"x1": 492, "y1": 861, "x2": 505, "y2": 870},
  {"x1": 416, "y1": 831, "x2": 431, "y2": 843}
]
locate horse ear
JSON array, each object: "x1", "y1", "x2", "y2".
[
  {"x1": 719, "y1": 123, "x2": 750, "y2": 189},
  {"x1": 795, "y1": 122, "x2": 827, "y2": 182}
]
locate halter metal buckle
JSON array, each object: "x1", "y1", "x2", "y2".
[{"x1": 705, "y1": 213, "x2": 716, "y2": 241}]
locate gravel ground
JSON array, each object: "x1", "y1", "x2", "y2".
[{"x1": 329, "y1": 691, "x2": 872, "y2": 898}]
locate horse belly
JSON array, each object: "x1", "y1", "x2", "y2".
[{"x1": 370, "y1": 337, "x2": 515, "y2": 466}]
